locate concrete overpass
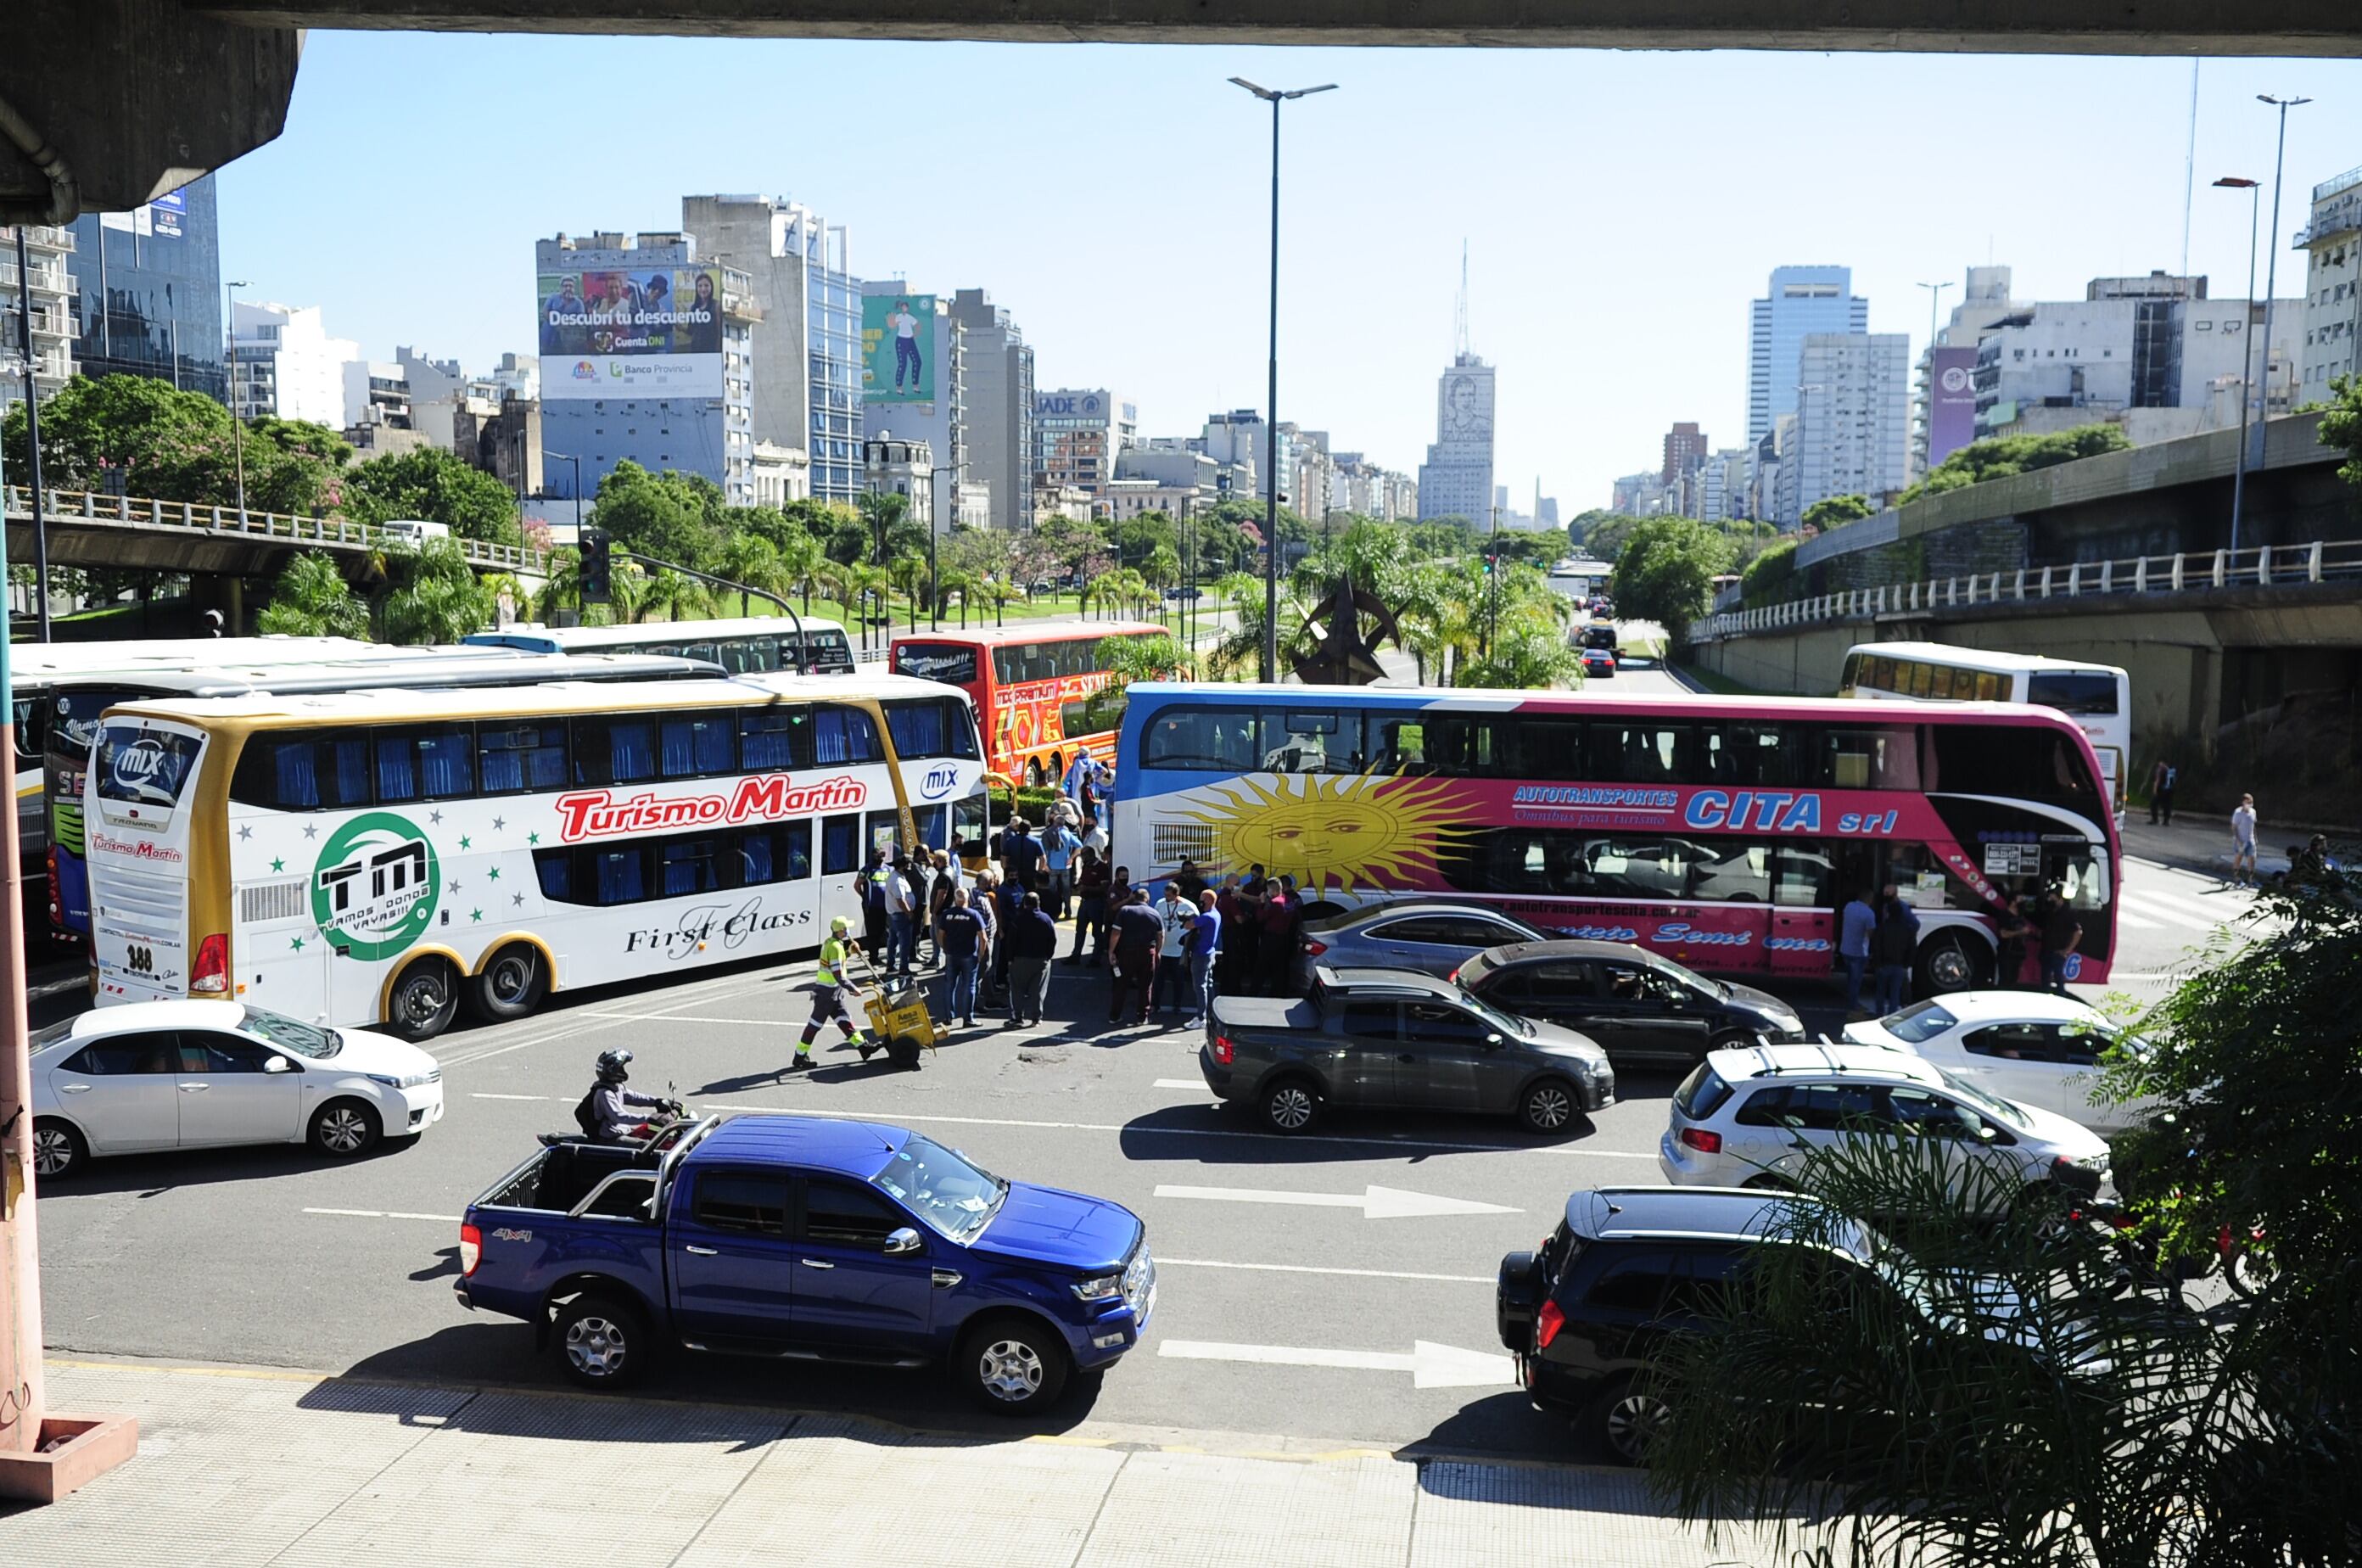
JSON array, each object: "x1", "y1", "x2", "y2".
[{"x1": 8, "y1": 0, "x2": 2362, "y2": 221}]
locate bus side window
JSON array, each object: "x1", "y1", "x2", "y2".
[
  {"x1": 741, "y1": 706, "x2": 814, "y2": 771},
  {"x1": 784, "y1": 820, "x2": 813, "y2": 880},
  {"x1": 660, "y1": 716, "x2": 734, "y2": 779},
  {"x1": 814, "y1": 705, "x2": 882, "y2": 764},
  {"x1": 1976, "y1": 672, "x2": 2005, "y2": 702},
  {"x1": 821, "y1": 814, "x2": 861, "y2": 875},
  {"x1": 1374, "y1": 720, "x2": 1428, "y2": 775},
  {"x1": 1818, "y1": 727, "x2": 1918, "y2": 791},
  {"x1": 594, "y1": 848, "x2": 645, "y2": 906},
  {"x1": 1839, "y1": 653, "x2": 1861, "y2": 696}
]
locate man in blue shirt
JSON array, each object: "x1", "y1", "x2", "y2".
[
  {"x1": 1183, "y1": 888, "x2": 1223, "y2": 1028},
  {"x1": 1838, "y1": 889, "x2": 1877, "y2": 1015},
  {"x1": 1041, "y1": 819, "x2": 1080, "y2": 922}
]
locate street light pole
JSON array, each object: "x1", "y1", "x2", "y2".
[
  {"x1": 545, "y1": 450, "x2": 583, "y2": 614},
  {"x1": 223, "y1": 278, "x2": 249, "y2": 529},
  {"x1": 1231, "y1": 76, "x2": 1337, "y2": 686},
  {"x1": 2250, "y1": 94, "x2": 2310, "y2": 524},
  {"x1": 2214, "y1": 176, "x2": 2263, "y2": 553},
  {"x1": 10, "y1": 227, "x2": 53, "y2": 641}
]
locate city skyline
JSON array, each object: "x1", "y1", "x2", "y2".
[{"x1": 213, "y1": 35, "x2": 2358, "y2": 513}]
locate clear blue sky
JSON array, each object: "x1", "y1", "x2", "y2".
[{"x1": 220, "y1": 35, "x2": 2360, "y2": 511}]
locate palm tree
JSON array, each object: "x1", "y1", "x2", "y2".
[
  {"x1": 607, "y1": 563, "x2": 650, "y2": 626},
  {"x1": 776, "y1": 528, "x2": 828, "y2": 617},
  {"x1": 1142, "y1": 543, "x2": 1181, "y2": 625},
  {"x1": 641, "y1": 568, "x2": 711, "y2": 625},
  {"x1": 887, "y1": 546, "x2": 930, "y2": 631},
  {"x1": 256, "y1": 551, "x2": 371, "y2": 638},
  {"x1": 937, "y1": 567, "x2": 980, "y2": 629},
  {"x1": 535, "y1": 546, "x2": 583, "y2": 623},
  {"x1": 717, "y1": 534, "x2": 786, "y2": 616}
]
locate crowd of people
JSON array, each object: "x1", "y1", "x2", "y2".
[{"x1": 1836, "y1": 877, "x2": 2090, "y2": 1011}]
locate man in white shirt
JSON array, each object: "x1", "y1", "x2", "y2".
[
  {"x1": 887, "y1": 300, "x2": 923, "y2": 394},
  {"x1": 1154, "y1": 882, "x2": 1195, "y2": 1017},
  {"x1": 2230, "y1": 793, "x2": 2258, "y2": 887}
]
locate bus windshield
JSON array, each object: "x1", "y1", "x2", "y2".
[{"x1": 2025, "y1": 673, "x2": 2119, "y2": 714}]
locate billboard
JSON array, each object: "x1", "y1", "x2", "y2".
[
  {"x1": 1928, "y1": 346, "x2": 1979, "y2": 467},
  {"x1": 538, "y1": 266, "x2": 725, "y2": 400},
  {"x1": 862, "y1": 293, "x2": 935, "y2": 403}
]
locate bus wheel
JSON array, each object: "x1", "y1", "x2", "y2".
[
  {"x1": 1915, "y1": 933, "x2": 1987, "y2": 997},
  {"x1": 385, "y1": 956, "x2": 460, "y2": 1042},
  {"x1": 467, "y1": 944, "x2": 546, "y2": 1023},
  {"x1": 1024, "y1": 759, "x2": 1046, "y2": 788}
]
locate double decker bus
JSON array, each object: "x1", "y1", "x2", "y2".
[
  {"x1": 44, "y1": 650, "x2": 713, "y2": 942},
  {"x1": 1839, "y1": 641, "x2": 2130, "y2": 821},
  {"x1": 466, "y1": 615, "x2": 856, "y2": 675},
  {"x1": 1111, "y1": 683, "x2": 2120, "y2": 996},
  {"x1": 85, "y1": 673, "x2": 982, "y2": 1040},
  {"x1": 888, "y1": 620, "x2": 1165, "y2": 787}
]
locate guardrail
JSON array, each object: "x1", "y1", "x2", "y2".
[
  {"x1": 1690, "y1": 537, "x2": 2362, "y2": 642},
  {"x1": 3, "y1": 484, "x2": 548, "y2": 574}
]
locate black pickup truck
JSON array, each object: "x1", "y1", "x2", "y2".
[{"x1": 1200, "y1": 966, "x2": 1615, "y2": 1135}]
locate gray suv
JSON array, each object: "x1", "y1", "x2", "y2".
[{"x1": 1202, "y1": 966, "x2": 1615, "y2": 1134}]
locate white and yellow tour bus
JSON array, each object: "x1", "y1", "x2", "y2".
[{"x1": 84, "y1": 673, "x2": 983, "y2": 1040}]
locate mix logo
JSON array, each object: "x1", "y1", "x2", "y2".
[
  {"x1": 313, "y1": 811, "x2": 439, "y2": 962},
  {"x1": 108, "y1": 737, "x2": 176, "y2": 804},
  {"x1": 919, "y1": 764, "x2": 961, "y2": 800}
]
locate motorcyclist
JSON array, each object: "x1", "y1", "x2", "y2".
[{"x1": 575, "y1": 1049, "x2": 678, "y2": 1142}]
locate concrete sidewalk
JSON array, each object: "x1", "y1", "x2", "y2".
[
  {"x1": 2117, "y1": 815, "x2": 2294, "y2": 881},
  {"x1": 3, "y1": 1358, "x2": 1790, "y2": 1567}
]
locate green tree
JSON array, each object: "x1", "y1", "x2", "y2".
[
  {"x1": 256, "y1": 551, "x2": 371, "y2": 639},
  {"x1": 1458, "y1": 621, "x2": 1582, "y2": 690},
  {"x1": 1800, "y1": 494, "x2": 1872, "y2": 533},
  {"x1": 1075, "y1": 632, "x2": 1195, "y2": 734},
  {"x1": 639, "y1": 568, "x2": 714, "y2": 624},
  {"x1": 716, "y1": 533, "x2": 790, "y2": 616},
  {"x1": 1, "y1": 373, "x2": 350, "y2": 518},
  {"x1": 1901, "y1": 423, "x2": 2131, "y2": 504},
  {"x1": 377, "y1": 538, "x2": 495, "y2": 644},
  {"x1": 1608, "y1": 518, "x2": 1736, "y2": 640},
  {"x1": 590, "y1": 461, "x2": 725, "y2": 571},
  {"x1": 1738, "y1": 536, "x2": 1800, "y2": 606},
  {"x1": 2320, "y1": 372, "x2": 2362, "y2": 487},
  {"x1": 344, "y1": 446, "x2": 523, "y2": 545}
]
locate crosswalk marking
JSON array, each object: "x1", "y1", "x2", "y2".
[
  {"x1": 2114, "y1": 895, "x2": 2225, "y2": 934},
  {"x1": 2124, "y1": 883, "x2": 2254, "y2": 921},
  {"x1": 2113, "y1": 908, "x2": 2166, "y2": 931}
]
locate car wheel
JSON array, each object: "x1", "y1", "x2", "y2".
[
  {"x1": 959, "y1": 1314, "x2": 1070, "y2": 1414},
  {"x1": 1259, "y1": 1076, "x2": 1320, "y2": 1134},
  {"x1": 466, "y1": 944, "x2": 546, "y2": 1022},
  {"x1": 1584, "y1": 1375, "x2": 1671, "y2": 1465},
  {"x1": 554, "y1": 1294, "x2": 649, "y2": 1389},
  {"x1": 1914, "y1": 932, "x2": 1988, "y2": 996},
  {"x1": 1708, "y1": 1030, "x2": 1760, "y2": 1054},
  {"x1": 385, "y1": 956, "x2": 460, "y2": 1042},
  {"x1": 31, "y1": 1118, "x2": 86, "y2": 1181},
  {"x1": 309, "y1": 1098, "x2": 382, "y2": 1159},
  {"x1": 1517, "y1": 1078, "x2": 1581, "y2": 1135}
]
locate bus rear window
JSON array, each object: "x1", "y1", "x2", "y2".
[
  {"x1": 98, "y1": 725, "x2": 204, "y2": 809},
  {"x1": 2027, "y1": 673, "x2": 2119, "y2": 715},
  {"x1": 893, "y1": 643, "x2": 978, "y2": 685}
]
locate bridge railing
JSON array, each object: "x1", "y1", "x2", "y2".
[
  {"x1": 1689, "y1": 537, "x2": 2362, "y2": 643},
  {"x1": 3, "y1": 484, "x2": 548, "y2": 575}
]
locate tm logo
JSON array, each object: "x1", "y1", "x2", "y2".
[
  {"x1": 312, "y1": 811, "x2": 439, "y2": 962},
  {"x1": 919, "y1": 764, "x2": 960, "y2": 801}
]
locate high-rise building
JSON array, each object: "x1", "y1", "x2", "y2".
[
  {"x1": 534, "y1": 228, "x2": 761, "y2": 507},
  {"x1": 1914, "y1": 265, "x2": 2020, "y2": 477},
  {"x1": 1661, "y1": 421, "x2": 1707, "y2": 484},
  {"x1": 2295, "y1": 164, "x2": 2362, "y2": 399},
  {"x1": 859, "y1": 286, "x2": 969, "y2": 532},
  {"x1": 948, "y1": 288, "x2": 1033, "y2": 531},
  {"x1": 1416, "y1": 351, "x2": 1495, "y2": 521},
  {"x1": 1196, "y1": 409, "x2": 1273, "y2": 500},
  {"x1": 1033, "y1": 389, "x2": 1135, "y2": 497},
  {"x1": 64, "y1": 176, "x2": 225, "y2": 402},
  {"x1": 228, "y1": 301, "x2": 358, "y2": 427},
  {"x1": 1787, "y1": 333, "x2": 1911, "y2": 524},
  {"x1": 1749, "y1": 266, "x2": 1868, "y2": 443},
  {"x1": 680, "y1": 194, "x2": 863, "y2": 503},
  {"x1": 0, "y1": 224, "x2": 79, "y2": 413}
]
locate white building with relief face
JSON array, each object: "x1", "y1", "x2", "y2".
[{"x1": 1416, "y1": 352, "x2": 1495, "y2": 521}]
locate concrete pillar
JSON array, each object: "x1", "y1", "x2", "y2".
[
  {"x1": 2134, "y1": 558, "x2": 2147, "y2": 593},
  {"x1": 2068, "y1": 563, "x2": 2081, "y2": 596},
  {"x1": 2100, "y1": 560, "x2": 2113, "y2": 594},
  {"x1": 2309, "y1": 540, "x2": 2324, "y2": 582},
  {"x1": 2258, "y1": 546, "x2": 2272, "y2": 586},
  {"x1": 2171, "y1": 555, "x2": 2185, "y2": 591},
  {"x1": 2212, "y1": 549, "x2": 2226, "y2": 588},
  {"x1": 2040, "y1": 566, "x2": 2052, "y2": 598}
]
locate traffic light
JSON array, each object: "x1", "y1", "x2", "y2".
[
  {"x1": 1484, "y1": 554, "x2": 1497, "y2": 575},
  {"x1": 580, "y1": 527, "x2": 613, "y2": 604}
]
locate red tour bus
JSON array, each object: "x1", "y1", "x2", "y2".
[
  {"x1": 1111, "y1": 683, "x2": 2123, "y2": 995},
  {"x1": 890, "y1": 621, "x2": 1167, "y2": 788}
]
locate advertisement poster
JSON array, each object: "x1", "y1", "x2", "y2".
[
  {"x1": 862, "y1": 293, "x2": 935, "y2": 403},
  {"x1": 538, "y1": 266, "x2": 724, "y2": 400},
  {"x1": 1928, "y1": 346, "x2": 1979, "y2": 467}
]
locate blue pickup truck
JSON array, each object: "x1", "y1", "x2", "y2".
[{"x1": 456, "y1": 1112, "x2": 1156, "y2": 1414}]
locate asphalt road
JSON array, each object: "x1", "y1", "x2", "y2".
[{"x1": 27, "y1": 658, "x2": 2260, "y2": 1455}]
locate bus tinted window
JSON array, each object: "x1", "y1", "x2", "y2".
[
  {"x1": 884, "y1": 698, "x2": 977, "y2": 760},
  {"x1": 893, "y1": 643, "x2": 978, "y2": 685},
  {"x1": 2027, "y1": 673, "x2": 2119, "y2": 714},
  {"x1": 659, "y1": 714, "x2": 734, "y2": 778},
  {"x1": 232, "y1": 733, "x2": 372, "y2": 811},
  {"x1": 1586, "y1": 722, "x2": 1688, "y2": 784},
  {"x1": 822, "y1": 813, "x2": 861, "y2": 874},
  {"x1": 814, "y1": 705, "x2": 882, "y2": 764},
  {"x1": 1816, "y1": 727, "x2": 1918, "y2": 790},
  {"x1": 375, "y1": 725, "x2": 474, "y2": 803},
  {"x1": 1928, "y1": 723, "x2": 2097, "y2": 804},
  {"x1": 479, "y1": 720, "x2": 568, "y2": 794},
  {"x1": 573, "y1": 717, "x2": 659, "y2": 785},
  {"x1": 102, "y1": 727, "x2": 206, "y2": 809},
  {"x1": 1698, "y1": 723, "x2": 1799, "y2": 787},
  {"x1": 798, "y1": 630, "x2": 855, "y2": 674},
  {"x1": 1262, "y1": 709, "x2": 1366, "y2": 774},
  {"x1": 1441, "y1": 829, "x2": 1787, "y2": 902},
  {"x1": 1144, "y1": 707, "x2": 1261, "y2": 771},
  {"x1": 739, "y1": 705, "x2": 815, "y2": 770}
]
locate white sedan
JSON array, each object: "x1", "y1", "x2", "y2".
[
  {"x1": 30, "y1": 1000, "x2": 445, "y2": 1179},
  {"x1": 1842, "y1": 991, "x2": 2155, "y2": 1135}
]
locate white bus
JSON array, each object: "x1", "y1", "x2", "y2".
[
  {"x1": 466, "y1": 615, "x2": 856, "y2": 675},
  {"x1": 86, "y1": 672, "x2": 983, "y2": 1040},
  {"x1": 12, "y1": 636, "x2": 383, "y2": 879},
  {"x1": 1839, "y1": 641, "x2": 2130, "y2": 818}
]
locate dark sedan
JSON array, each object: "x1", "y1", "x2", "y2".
[{"x1": 1454, "y1": 940, "x2": 1805, "y2": 1069}]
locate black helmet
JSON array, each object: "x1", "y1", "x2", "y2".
[{"x1": 596, "y1": 1048, "x2": 634, "y2": 1085}]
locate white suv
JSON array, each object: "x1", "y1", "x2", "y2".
[{"x1": 1658, "y1": 1043, "x2": 2111, "y2": 1211}]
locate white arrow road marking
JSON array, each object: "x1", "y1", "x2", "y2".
[
  {"x1": 1156, "y1": 1183, "x2": 1522, "y2": 1219},
  {"x1": 304, "y1": 1207, "x2": 462, "y2": 1223},
  {"x1": 1153, "y1": 1078, "x2": 1207, "y2": 1090},
  {"x1": 1159, "y1": 1338, "x2": 1514, "y2": 1389}
]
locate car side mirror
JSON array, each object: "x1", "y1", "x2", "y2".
[
  {"x1": 264, "y1": 1056, "x2": 294, "y2": 1074},
  {"x1": 882, "y1": 1227, "x2": 924, "y2": 1257},
  {"x1": 1484, "y1": 1032, "x2": 1505, "y2": 1050}
]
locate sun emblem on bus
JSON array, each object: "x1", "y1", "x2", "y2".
[{"x1": 1175, "y1": 772, "x2": 1470, "y2": 895}]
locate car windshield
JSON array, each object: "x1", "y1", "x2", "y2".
[
  {"x1": 870, "y1": 1134, "x2": 1008, "y2": 1243},
  {"x1": 1933, "y1": 1066, "x2": 2034, "y2": 1131},
  {"x1": 1878, "y1": 1001, "x2": 1957, "y2": 1044},
  {"x1": 1653, "y1": 957, "x2": 1728, "y2": 1000},
  {"x1": 1456, "y1": 986, "x2": 1533, "y2": 1038},
  {"x1": 239, "y1": 1006, "x2": 342, "y2": 1059}
]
